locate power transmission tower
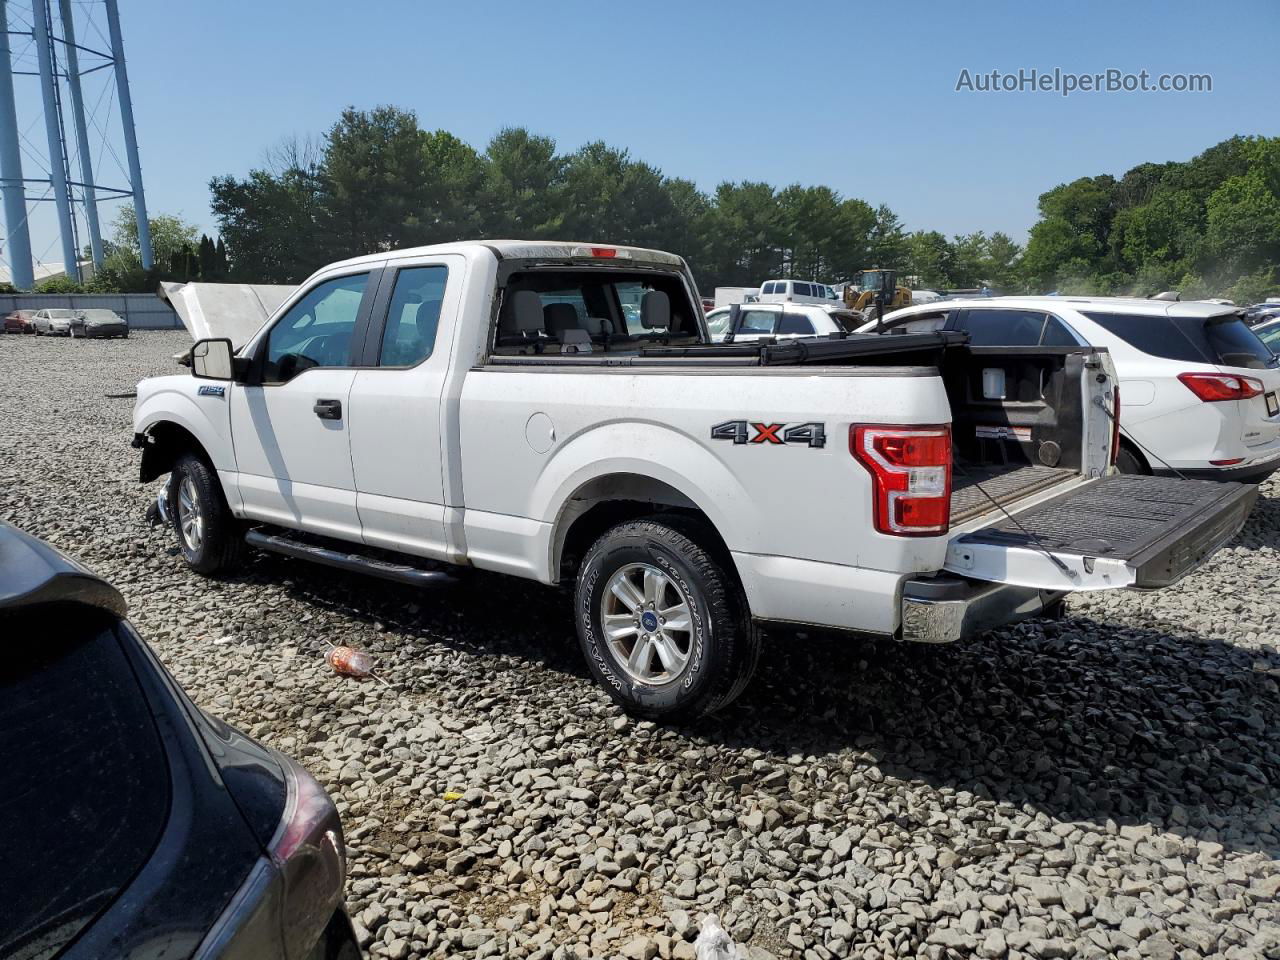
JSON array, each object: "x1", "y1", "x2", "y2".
[{"x1": 0, "y1": 0, "x2": 152, "y2": 289}]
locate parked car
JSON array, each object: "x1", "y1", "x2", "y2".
[
  {"x1": 31, "y1": 307, "x2": 78, "y2": 335},
  {"x1": 132, "y1": 241, "x2": 1255, "y2": 720},
  {"x1": 757, "y1": 279, "x2": 841, "y2": 305},
  {"x1": 3, "y1": 308, "x2": 35, "y2": 333},
  {"x1": 1243, "y1": 302, "x2": 1280, "y2": 325},
  {"x1": 0, "y1": 521, "x2": 360, "y2": 960},
  {"x1": 70, "y1": 307, "x2": 129, "y2": 338},
  {"x1": 700, "y1": 297, "x2": 715, "y2": 313},
  {"x1": 704, "y1": 301, "x2": 864, "y2": 341},
  {"x1": 1252, "y1": 315, "x2": 1280, "y2": 353},
  {"x1": 858, "y1": 296, "x2": 1280, "y2": 482}
]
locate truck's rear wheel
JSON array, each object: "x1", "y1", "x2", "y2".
[
  {"x1": 168, "y1": 453, "x2": 243, "y2": 576},
  {"x1": 574, "y1": 517, "x2": 760, "y2": 721}
]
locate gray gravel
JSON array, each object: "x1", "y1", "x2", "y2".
[{"x1": 1, "y1": 331, "x2": 1278, "y2": 960}]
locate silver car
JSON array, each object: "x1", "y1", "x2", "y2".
[
  {"x1": 70, "y1": 308, "x2": 129, "y2": 339},
  {"x1": 32, "y1": 308, "x2": 77, "y2": 336}
]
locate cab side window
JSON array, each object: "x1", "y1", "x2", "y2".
[
  {"x1": 264, "y1": 273, "x2": 369, "y2": 383},
  {"x1": 379, "y1": 266, "x2": 448, "y2": 366}
]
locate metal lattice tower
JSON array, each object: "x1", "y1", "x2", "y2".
[{"x1": 0, "y1": 0, "x2": 151, "y2": 289}]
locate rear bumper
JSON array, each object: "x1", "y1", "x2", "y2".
[
  {"x1": 1154, "y1": 451, "x2": 1280, "y2": 484},
  {"x1": 901, "y1": 575, "x2": 1065, "y2": 643}
]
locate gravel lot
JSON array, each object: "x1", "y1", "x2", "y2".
[{"x1": 2, "y1": 331, "x2": 1278, "y2": 960}]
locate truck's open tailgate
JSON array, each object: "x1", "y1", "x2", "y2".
[{"x1": 944, "y1": 475, "x2": 1256, "y2": 590}]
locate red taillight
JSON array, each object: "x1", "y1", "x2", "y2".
[
  {"x1": 1210, "y1": 457, "x2": 1244, "y2": 466},
  {"x1": 851, "y1": 425, "x2": 952, "y2": 536},
  {"x1": 1178, "y1": 372, "x2": 1264, "y2": 402},
  {"x1": 590, "y1": 246, "x2": 617, "y2": 258},
  {"x1": 1110, "y1": 383, "x2": 1121, "y2": 466}
]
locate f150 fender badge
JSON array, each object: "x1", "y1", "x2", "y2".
[
  {"x1": 198, "y1": 385, "x2": 226, "y2": 398},
  {"x1": 711, "y1": 420, "x2": 826, "y2": 448}
]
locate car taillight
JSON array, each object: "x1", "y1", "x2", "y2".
[
  {"x1": 1178, "y1": 372, "x2": 1264, "y2": 402},
  {"x1": 271, "y1": 759, "x2": 346, "y2": 960},
  {"x1": 1110, "y1": 383, "x2": 1121, "y2": 466},
  {"x1": 851, "y1": 425, "x2": 951, "y2": 536}
]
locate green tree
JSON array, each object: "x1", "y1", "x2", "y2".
[
  {"x1": 319, "y1": 105, "x2": 427, "y2": 254},
  {"x1": 104, "y1": 205, "x2": 200, "y2": 275},
  {"x1": 210, "y1": 166, "x2": 327, "y2": 282},
  {"x1": 866, "y1": 204, "x2": 908, "y2": 270},
  {"x1": 481, "y1": 127, "x2": 564, "y2": 237},
  {"x1": 34, "y1": 274, "x2": 82, "y2": 293},
  {"x1": 904, "y1": 231, "x2": 954, "y2": 288}
]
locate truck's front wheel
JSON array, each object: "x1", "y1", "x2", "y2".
[
  {"x1": 168, "y1": 453, "x2": 243, "y2": 576},
  {"x1": 574, "y1": 517, "x2": 760, "y2": 721}
]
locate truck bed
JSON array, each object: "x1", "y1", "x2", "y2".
[{"x1": 951, "y1": 463, "x2": 1076, "y2": 523}]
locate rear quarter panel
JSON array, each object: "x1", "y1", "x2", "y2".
[{"x1": 457, "y1": 365, "x2": 954, "y2": 581}]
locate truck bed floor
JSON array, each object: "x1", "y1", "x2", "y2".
[
  {"x1": 960, "y1": 474, "x2": 1249, "y2": 559},
  {"x1": 951, "y1": 464, "x2": 1076, "y2": 523}
]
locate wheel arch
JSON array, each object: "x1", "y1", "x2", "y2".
[
  {"x1": 136, "y1": 420, "x2": 215, "y2": 483},
  {"x1": 551, "y1": 473, "x2": 738, "y2": 586},
  {"x1": 1117, "y1": 433, "x2": 1152, "y2": 474}
]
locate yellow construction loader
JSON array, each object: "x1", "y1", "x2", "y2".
[{"x1": 843, "y1": 269, "x2": 912, "y2": 318}]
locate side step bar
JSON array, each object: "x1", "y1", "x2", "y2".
[{"x1": 245, "y1": 528, "x2": 457, "y2": 587}]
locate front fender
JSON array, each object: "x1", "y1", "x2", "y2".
[
  {"x1": 133, "y1": 377, "x2": 236, "y2": 474},
  {"x1": 531, "y1": 420, "x2": 753, "y2": 552}
]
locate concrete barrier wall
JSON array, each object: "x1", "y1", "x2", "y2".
[{"x1": 0, "y1": 293, "x2": 180, "y2": 330}]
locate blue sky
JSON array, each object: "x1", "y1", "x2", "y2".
[{"x1": 6, "y1": 0, "x2": 1280, "y2": 272}]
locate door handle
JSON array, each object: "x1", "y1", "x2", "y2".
[{"x1": 313, "y1": 398, "x2": 342, "y2": 420}]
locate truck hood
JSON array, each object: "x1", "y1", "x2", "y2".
[{"x1": 157, "y1": 281, "x2": 295, "y2": 348}]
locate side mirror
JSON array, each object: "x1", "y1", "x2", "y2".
[{"x1": 191, "y1": 338, "x2": 235, "y2": 380}]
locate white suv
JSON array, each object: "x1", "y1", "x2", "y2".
[
  {"x1": 859, "y1": 296, "x2": 1280, "y2": 482},
  {"x1": 705, "y1": 302, "x2": 863, "y2": 341}
]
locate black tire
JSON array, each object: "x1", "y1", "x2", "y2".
[
  {"x1": 1115, "y1": 443, "x2": 1148, "y2": 475},
  {"x1": 574, "y1": 516, "x2": 761, "y2": 721},
  {"x1": 168, "y1": 452, "x2": 244, "y2": 575}
]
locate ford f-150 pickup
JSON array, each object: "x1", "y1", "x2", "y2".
[{"x1": 133, "y1": 240, "x2": 1257, "y2": 719}]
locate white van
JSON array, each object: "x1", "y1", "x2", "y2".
[{"x1": 758, "y1": 279, "x2": 840, "y2": 305}]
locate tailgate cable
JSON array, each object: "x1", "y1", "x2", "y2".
[
  {"x1": 951, "y1": 460, "x2": 1079, "y2": 583},
  {"x1": 1091, "y1": 394, "x2": 1190, "y2": 481}
]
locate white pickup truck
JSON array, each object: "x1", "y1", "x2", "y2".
[{"x1": 133, "y1": 240, "x2": 1256, "y2": 719}]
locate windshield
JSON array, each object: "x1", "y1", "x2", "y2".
[
  {"x1": 859, "y1": 271, "x2": 887, "y2": 292},
  {"x1": 83, "y1": 310, "x2": 120, "y2": 321},
  {"x1": 48, "y1": 309, "x2": 76, "y2": 319}
]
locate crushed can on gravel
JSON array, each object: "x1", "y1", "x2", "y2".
[{"x1": 325, "y1": 646, "x2": 374, "y2": 678}]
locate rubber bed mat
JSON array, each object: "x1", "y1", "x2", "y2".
[
  {"x1": 951, "y1": 464, "x2": 1076, "y2": 523},
  {"x1": 958, "y1": 474, "x2": 1250, "y2": 560}
]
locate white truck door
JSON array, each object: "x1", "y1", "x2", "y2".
[
  {"x1": 347, "y1": 255, "x2": 465, "y2": 560},
  {"x1": 228, "y1": 268, "x2": 380, "y2": 541}
]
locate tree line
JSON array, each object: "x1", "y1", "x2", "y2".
[
  {"x1": 1020, "y1": 135, "x2": 1280, "y2": 304},
  {"x1": 7, "y1": 109, "x2": 1275, "y2": 303},
  {"x1": 206, "y1": 106, "x2": 1032, "y2": 294}
]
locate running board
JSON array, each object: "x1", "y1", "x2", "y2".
[{"x1": 245, "y1": 529, "x2": 457, "y2": 587}]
